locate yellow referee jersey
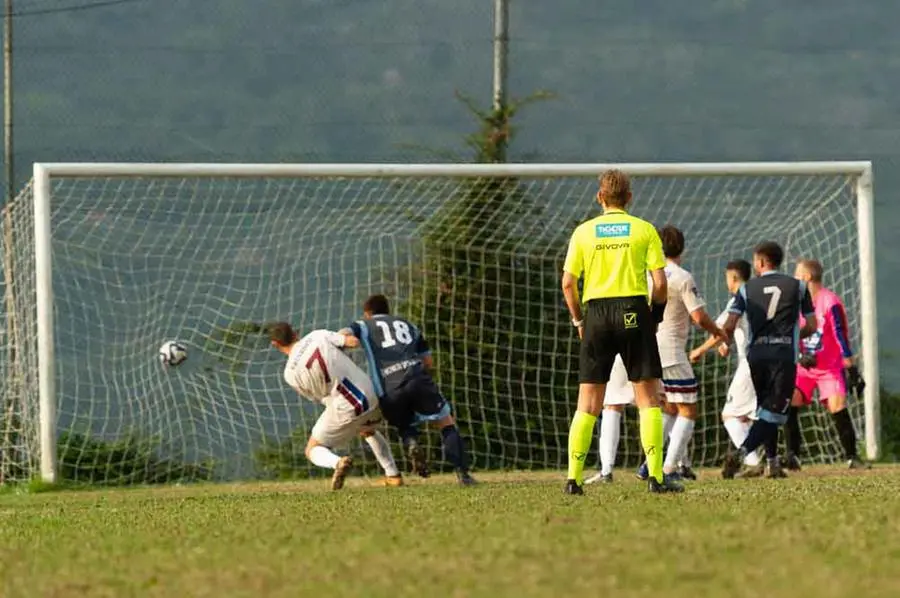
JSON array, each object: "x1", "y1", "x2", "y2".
[{"x1": 563, "y1": 208, "x2": 665, "y2": 301}]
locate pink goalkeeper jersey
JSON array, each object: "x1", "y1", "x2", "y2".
[{"x1": 800, "y1": 287, "x2": 853, "y2": 372}]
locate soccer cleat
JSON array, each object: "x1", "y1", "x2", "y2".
[
  {"x1": 784, "y1": 453, "x2": 802, "y2": 471},
  {"x1": 457, "y1": 471, "x2": 478, "y2": 486},
  {"x1": 721, "y1": 450, "x2": 743, "y2": 480},
  {"x1": 378, "y1": 475, "x2": 404, "y2": 487},
  {"x1": 649, "y1": 475, "x2": 685, "y2": 493},
  {"x1": 331, "y1": 456, "x2": 353, "y2": 491},
  {"x1": 663, "y1": 470, "x2": 683, "y2": 483},
  {"x1": 847, "y1": 458, "x2": 872, "y2": 470},
  {"x1": 766, "y1": 462, "x2": 788, "y2": 479},
  {"x1": 407, "y1": 442, "x2": 430, "y2": 478},
  {"x1": 584, "y1": 471, "x2": 613, "y2": 485},
  {"x1": 635, "y1": 461, "x2": 649, "y2": 481},
  {"x1": 734, "y1": 463, "x2": 766, "y2": 479},
  {"x1": 563, "y1": 479, "x2": 584, "y2": 495},
  {"x1": 677, "y1": 465, "x2": 698, "y2": 481}
]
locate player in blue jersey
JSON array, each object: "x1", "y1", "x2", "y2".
[{"x1": 340, "y1": 294, "x2": 477, "y2": 486}]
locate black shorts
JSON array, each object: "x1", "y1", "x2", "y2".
[
  {"x1": 749, "y1": 359, "x2": 797, "y2": 416},
  {"x1": 580, "y1": 296, "x2": 662, "y2": 384},
  {"x1": 380, "y1": 375, "x2": 450, "y2": 430}
]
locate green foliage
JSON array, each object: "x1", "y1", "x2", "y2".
[
  {"x1": 879, "y1": 387, "x2": 900, "y2": 462},
  {"x1": 254, "y1": 429, "x2": 320, "y2": 480},
  {"x1": 397, "y1": 91, "x2": 582, "y2": 470},
  {"x1": 201, "y1": 319, "x2": 269, "y2": 374},
  {"x1": 57, "y1": 431, "x2": 216, "y2": 486}
]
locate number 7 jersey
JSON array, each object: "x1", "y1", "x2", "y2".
[
  {"x1": 348, "y1": 315, "x2": 431, "y2": 399},
  {"x1": 283, "y1": 329, "x2": 377, "y2": 414}
]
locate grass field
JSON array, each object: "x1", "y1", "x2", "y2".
[{"x1": 2, "y1": 467, "x2": 899, "y2": 598}]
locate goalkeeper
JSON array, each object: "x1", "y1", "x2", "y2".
[
  {"x1": 340, "y1": 294, "x2": 476, "y2": 486},
  {"x1": 561, "y1": 169, "x2": 682, "y2": 495}
]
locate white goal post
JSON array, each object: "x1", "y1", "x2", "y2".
[{"x1": 2, "y1": 161, "x2": 879, "y2": 484}]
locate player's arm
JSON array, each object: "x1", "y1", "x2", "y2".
[
  {"x1": 683, "y1": 276, "x2": 728, "y2": 343},
  {"x1": 721, "y1": 286, "x2": 747, "y2": 343},
  {"x1": 327, "y1": 329, "x2": 359, "y2": 349},
  {"x1": 414, "y1": 327, "x2": 434, "y2": 371},
  {"x1": 646, "y1": 228, "x2": 668, "y2": 320},
  {"x1": 561, "y1": 231, "x2": 585, "y2": 332},
  {"x1": 690, "y1": 334, "x2": 724, "y2": 363},
  {"x1": 830, "y1": 302, "x2": 854, "y2": 365},
  {"x1": 337, "y1": 323, "x2": 362, "y2": 348},
  {"x1": 798, "y1": 285, "x2": 817, "y2": 339}
]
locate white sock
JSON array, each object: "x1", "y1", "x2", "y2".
[
  {"x1": 678, "y1": 451, "x2": 692, "y2": 469},
  {"x1": 724, "y1": 418, "x2": 749, "y2": 448},
  {"x1": 744, "y1": 448, "x2": 761, "y2": 467},
  {"x1": 663, "y1": 412, "x2": 676, "y2": 442},
  {"x1": 664, "y1": 416, "x2": 695, "y2": 473},
  {"x1": 365, "y1": 431, "x2": 400, "y2": 477},
  {"x1": 308, "y1": 445, "x2": 341, "y2": 469},
  {"x1": 599, "y1": 409, "x2": 622, "y2": 475}
]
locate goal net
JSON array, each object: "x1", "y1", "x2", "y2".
[{"x1": 0, "y1": 163, "x2": 878, "y2": 485}]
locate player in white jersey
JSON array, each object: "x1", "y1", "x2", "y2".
[
  {"x1": 690, "y1": 259, "x2": 765, "y2": 477},
  {"x1": 269, "y1": 322, "x2": 402, "y2": 490},
  {"x1": 651, "y1": 226, "x2": 725, "y2": 481}
]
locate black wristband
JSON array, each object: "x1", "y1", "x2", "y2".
[{"x1": 651, "y1": 301, "x2": 666, "y2": 324}]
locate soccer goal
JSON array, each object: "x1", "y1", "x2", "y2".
[{"x1": 0, "y1": 161, "x2": 878, "y2": 485}]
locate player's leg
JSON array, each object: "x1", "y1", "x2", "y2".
[
  {"x1": 587, "y1": 356, "x2": 632, "y2": 485},
  {"x1": 381, "y1": 389, "x2": 430, "y2": 478},
  {"x1": 661, "y1": 364, "x2": 699, "y2": 480},
  {"x1": 307, "y1": 412, "x2": 354, "y2": 491},
  {"x1": 720, "y1": 364, "x2": 763, "y2": 475},
  {"x1": 785, "y1": 372, "x2": 816, "y2": 470},
  {"x1": 407, "y1": 376, "x2": 475, "y2": 485},
  {"x1": 358, "y1": 420, "x2": 403, "y2": 486},
  {"x1": 623, "y1": 301, "x2": 682, "y2": 494},
  {"x1": 636, "y1": 395, "x2": 676, "y2": 481},
  {"x1": 723, "y1": 360, "x2": 793, "y2": 479},
  {"x1": 565, "y1": 302, "x2": 613, "y2": 495},
  {"x1": 820, "y1": 372, "x2": 869, "y2": 468}
]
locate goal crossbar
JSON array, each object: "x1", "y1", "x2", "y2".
[{"x1": 28, "y1": 161, "x2": 879, "y2": 483}]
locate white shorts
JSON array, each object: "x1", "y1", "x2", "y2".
[
  {"x1": 311, "y1": 382, "x2": 382, "y2": 449},
  {"x1": 721, "y1": 361, "x2": 757, "y2": 419},
  {"x1": 661, "y1": 362, "x2": 699, "y2": 404},
  {"x1": 603, "y1": 356, "x2": 635, "y2": 406}
]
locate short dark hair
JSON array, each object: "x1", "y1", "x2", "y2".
[
  {"x1": 363, "y1": 294, "x2": 391, "y2": 315},
  {"x1": 657, "y1": 225, "x2": 684, "y2": 259},
  {"x1": 753, "y1": 241, "x2": 784, "y2": 269},
  {"x1": 268, "y1": 322, "x2": 297, "y2": 347},
  {"x1": 598, "y1": 169, "x2": 631, "y2": 208},
  {"x1": 726, "y1": 259, "x2": 751, "y2": 282},
  {"x1": 798, "y1": 258, "x2": 824, "y2": 283}
]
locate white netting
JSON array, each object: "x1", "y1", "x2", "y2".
[{"x1": 0, "y1": 166, "x2": 868, "y2": 484}]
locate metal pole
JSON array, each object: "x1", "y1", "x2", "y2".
[
  {"x1": 3, "y1": 0, "x2": 12, "y2": 204},
  {"x1": 492, "y1": 0, "x2": 509, "y2": 163}
]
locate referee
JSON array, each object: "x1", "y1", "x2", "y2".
[{"x1": 561, "y1": 169, "x2": 683, "y2": 495}]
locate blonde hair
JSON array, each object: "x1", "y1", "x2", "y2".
[{"x1": 598, "y1": 169, "x2": 631, "y2": 208}]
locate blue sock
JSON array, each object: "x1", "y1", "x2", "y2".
[{"x1": 441, "y1": 425, "x2": 469, "y2": 472}]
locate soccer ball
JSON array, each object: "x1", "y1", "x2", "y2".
[{"x1": 159, "y1": 340, "x2": 188, "y2": 367}]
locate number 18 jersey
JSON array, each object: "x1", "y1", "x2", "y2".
[
  {"x1": 349, "y1": 315, "x2": 431, "y2": 398},
  {"x1": 283, "y1": 329, "x2": 376, "y2": 414}
]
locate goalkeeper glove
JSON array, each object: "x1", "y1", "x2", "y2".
[
  {"x1": 846, "y1": 365, "x2": 866, "y2": 398},
  {"x1": 798, "y1": 353, "x2": 817, "y2": 369}
]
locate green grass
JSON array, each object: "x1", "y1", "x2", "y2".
[{"x1": 2, "y1": 467, "x2": 899, "y2": 598}]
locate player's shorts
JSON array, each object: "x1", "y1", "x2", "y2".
[
  {"x1": 581, "y1": 296, "x2": 662, "y2": 384},
  {"x1": 603, "y1": 355, "x2": 634, "y2": 406},
  {"x1": 381, "y1": 375, "x2": 451, "y2": 430},
  {"x1": 748, "y1": 359, "x2": 796, "y2": 418},
  {"x1": 721, "y1": 361, "x2": 757, "y2": 419},
  {"x1": 796, "y1": 366, "x2": 847, "y2": 405},
  {"x1": 661, "y1": 362, "x2": 699, "y2": 404},
  {"x1": 311, "y1": 381, "x2": 382, "y2": 449}
]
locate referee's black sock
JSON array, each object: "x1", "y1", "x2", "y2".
[
  {"x1": 831, "y1": 408, "x2": 858, "y2": 460},
  {"x1": 441, "y1": 425, "x2": 470, "y2": 472},
  {"x1": 784, "y1": 407, "x2": 802, "y2": 457},
  {"x1": 742, "y1": 419, "x2": 777, "y2": 455}
]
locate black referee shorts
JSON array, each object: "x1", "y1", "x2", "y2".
[
  {"x1": 580, "y1": 296, "x2": 662, "y2": 384},
  {"x1": 749, "y1": 359, "x2": 797, "y2": 417}
]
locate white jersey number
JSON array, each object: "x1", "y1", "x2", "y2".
[
  {"x1": 763, "y1": 286, "x2": 782, "y2": 321},
  {"x1": 375, "y1": 320, "x2": 413, "y2": 347}
]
